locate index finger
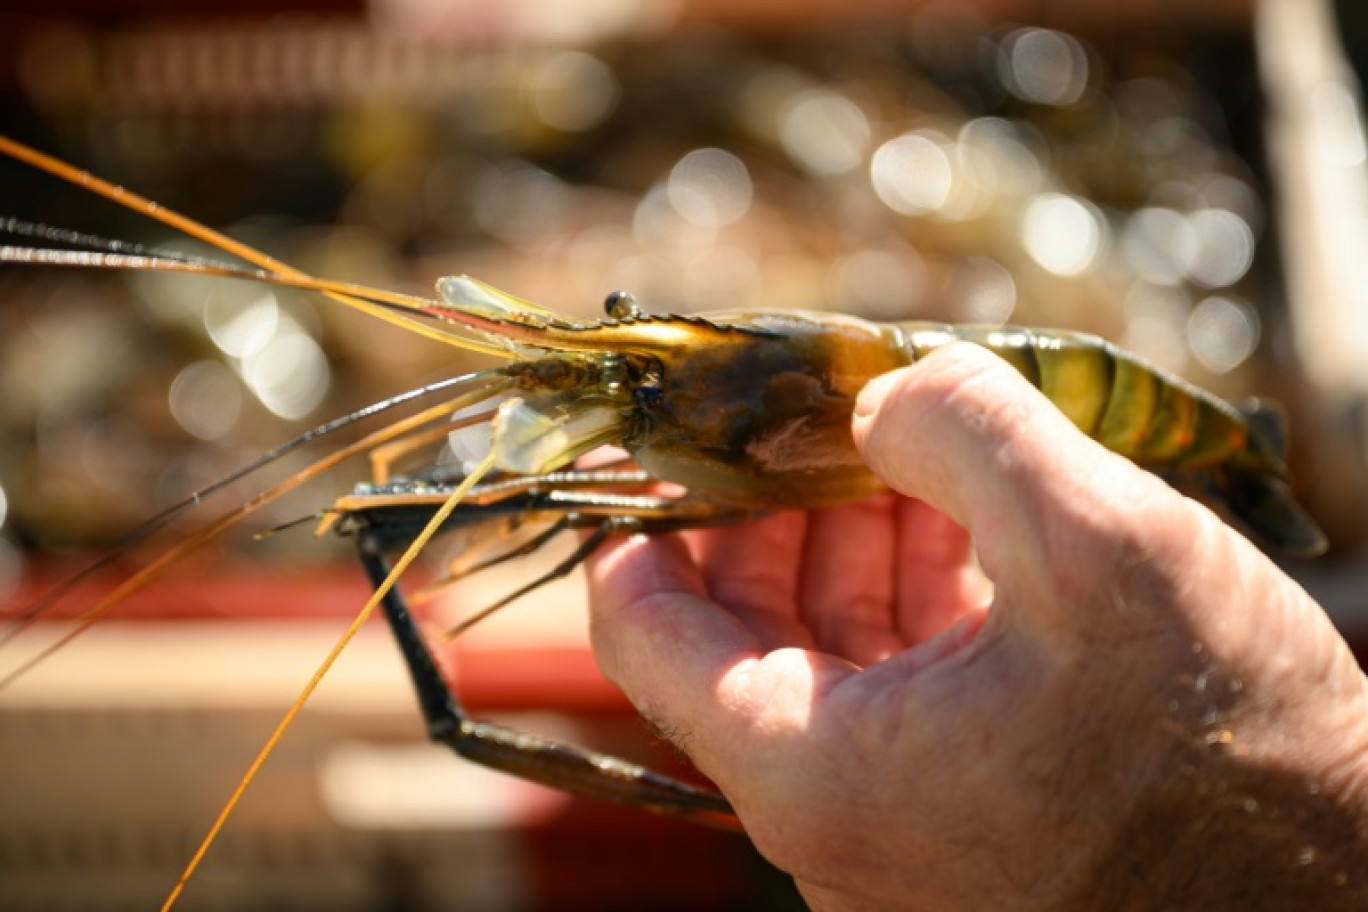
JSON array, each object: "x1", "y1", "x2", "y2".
[
  {"x1": 586, "y1": 532, "x2": 859, "y2": 786},
  {"x1": 852, "y1": 343, "x2": 1207, "y2": 622}
]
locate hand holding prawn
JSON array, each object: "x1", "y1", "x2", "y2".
[
  {"x1": 0, "y1": 134, "x2": 1331, "y2": 906},
  {"x1": 586, "y1": 343, "x2": 1368, "y2": 910}
]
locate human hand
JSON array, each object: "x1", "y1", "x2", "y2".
[{"x1": 586, "y1": 343, "x2": 1368, "y2": 911}]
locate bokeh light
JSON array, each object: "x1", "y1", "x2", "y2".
[
  {"x1": 169, "y1": 361, "x2": 244, "y2": 441},
  {"x1": 530, "y1": 51, "x2": 619, "y2": 133},
  {"x1": 871, "y1": 130, "x2": 955, "y2": 217},
  {"x1": 956, "y1": 257, "x2": 1018, "y2": 324},
  {"x1": 1183, "y1": 208, "x2": 1256, "y2": 288},
  {"x1": 998, "y1": 28, "x2": 1090, "y2": 107},
  {"x1": 667, "y1": 148, "x2": 754, "y2": 229},
  {"x1": 241, "y1": 322, "x2": 331, "y2": 420},
  {"x1": 1122, "y1": 208, "x2": 1194, "y2": 285},
  {"x1": 203, "y1": 286, "x2": 279, "y2": 357},
  {"x1": 1188, "y1": 295, "x2": 1260, "y2": 374},
  {"x1": 1021, "y1": 193, "x2": 1104, "y2": 276},
  {"x1": 779, "y1": 90, "x2": 871, "y2": 175}
]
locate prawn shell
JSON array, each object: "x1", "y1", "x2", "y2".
[{"x1": 631, "y1": 311, "x2": 904, "y2": 508}]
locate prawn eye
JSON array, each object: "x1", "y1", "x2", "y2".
[{"x1": 604, "y1": 290, "x2": 643, "y2": 320}]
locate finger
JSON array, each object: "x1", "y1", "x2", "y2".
[
  {"x1": 797, "y1": 495, "x2": 901, "y2": 666},
  {"x1": 585, "y1": 532, "x2": 855, "y2": 781},
  {"x1": 894, "y1": 497, "x2": 988, "y2": 645},
  {"x1": 586, "y1": 532, "x2": 754, "y2": 728},
  {"x1": 852, "y1": 343, "x2": 1197, "y2": 610},
  {"x1": 691, "y1": 511, "x2": 815, "y2": 652}
]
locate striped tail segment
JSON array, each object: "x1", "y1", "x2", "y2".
[{"x1": 901, "y1": 324, "x2": 1327, "y2": 557}]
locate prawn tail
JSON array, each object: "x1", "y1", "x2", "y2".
[
  {"x1": 1203, "y1": 468, "x2": 1326, "y2": 558},
  {"x1": 1202, "y1": 399, "x2": 1327, "y2": 558}
]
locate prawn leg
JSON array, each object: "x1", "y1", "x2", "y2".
[
  {"x1": 340, "y1": 475, "x2": 759, "y2": 629},
  {"x1": 435, "y1": 519, "x2": 619, "y2": 638},
  {"x1": 356, "y1": 535, "x2": 739, "y2": 827}
]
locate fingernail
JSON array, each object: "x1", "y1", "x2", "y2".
[{"x1": 855, "y1": 370, "x2": 901, "y2": 419}]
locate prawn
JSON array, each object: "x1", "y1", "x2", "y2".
[{"x1": 0, "y1": 135, "x2": 1326, "y2": 901}]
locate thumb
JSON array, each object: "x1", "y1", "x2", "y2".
[{"x1": 851, "y1": 342, "x2": 1200, "y2": 607}]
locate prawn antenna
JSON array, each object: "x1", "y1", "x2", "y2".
[
  {"x1": 0, "y1": 217, "x2": 246, "y2": 272},
  {"x1": 0, "y1": 374, "x2": 515, "y2": 689},
  {"x1": 161, "y1": 452, "x2": 498, "y2": 912},
  {"x1": 0, "y1": 243, "x2": 512, "y2": 357},
  {"x1": 252, "y1": 513, "x2": 329, "y2": 540},
  {"x1": 0, "y1": 134, "x2": 517, "y2": 358},
  {"x1": 0, "y1": 371, "x2": 497, "y2": 644}
]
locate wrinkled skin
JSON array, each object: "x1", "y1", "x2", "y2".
[{"x1": 586, "y1": 343, "x2": 1368, "y2": 911}]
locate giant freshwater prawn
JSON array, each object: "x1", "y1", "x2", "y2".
[{"x1": 0, "y1": 134, "x2": 1327, "y2": 908}]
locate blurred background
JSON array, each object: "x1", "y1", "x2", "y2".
[{"x1": 1, "y1": 0, "x2": 1367, "y2": 908}]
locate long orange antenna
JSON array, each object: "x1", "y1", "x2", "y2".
[
  {"x1": 0, "y1": 134, "x2": 514, "y2": 357},
  {"x1": 0, "y1": 377, "x2": 514, "y2": 689},
  {"x1": 0, "y1": 372, "x2": 486, "y2": 641},
  {"x1": 160, "y1": 452, "x2": 498, "y2": 912}
]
